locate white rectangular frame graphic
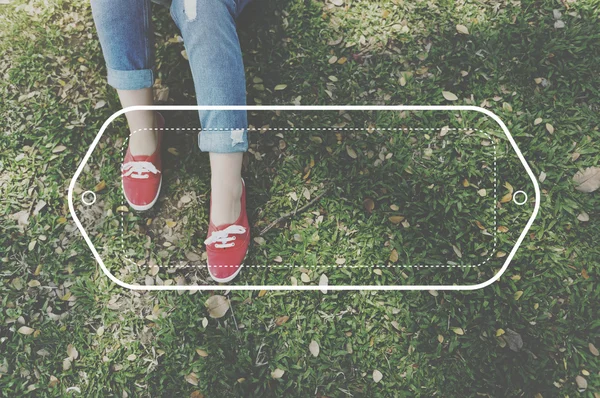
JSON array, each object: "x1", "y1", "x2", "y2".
[{"x1": 68, "y1": 105, "x2": 540, "y2": 291}]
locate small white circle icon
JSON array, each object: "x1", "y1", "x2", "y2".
[
  {"x1": 81, "y1": 191, "x2": 97, "y2": 206},
  {"x1": 512, "y1": 190, "x2": 528, "y2": 205}
]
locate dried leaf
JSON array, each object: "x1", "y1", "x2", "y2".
[
  {"x1": 373, "y1": 369, "x2": 383, "y2": 383},
  {"x1": 452, "y1": 327, "x2": 464, "y2": 335},
  {"x1": 196, "y1": 349, "x2": 209, "y2": 357},
  {"x1": 573, "y1": 167, "x2": 600, "y2": 193},
  {"x1": 534, "y1": 117, "x2": 543, "y2": 125},
  {"x1": 545, "y1": 123, "x2": 554, "y2": 134},
  {"x1": 205, "y1": 295, "x2": 229, "y2": 319},
  {"x1": 319, "y1": 274, "x2": 328, "y2": 294},
  {"x1": 94, "y1": 100, "x2": 106, "y2": 109},
  {"x1": 477, "y1": 189, "x2": 487, "y2": 197},
  {"x1": 52, "y1": 145, "x2": 67, "y2": 153},
  {"x1": 18, "y1": 326, "x2": 35, "y2": 335},
  {"x1": 589, "y1": 343, "x2": 599, "y2": 356},
  {"x1": 514, "y1": 291, "x2": 523, "y2": 300},
  {"x1": 275, "y1": 316, "x2": 289, "y2": 326},
  {"x1": 389, "y1": 216, "x2": 405, "y2": 224},
  {"x1": 456, "y1": 24, "x2": 469, "y2": 34},
  {"x1": 577, "y1": 212, "x2": 589, "y2": 222},
  {"x1": 185, "y1": 372, "x2": 199, "y2": 386},
  {"x1": 442, "y1": 91, "x2": 458, "y2": 101},
  {"x1": 346, "y1": 146, "x2": 358, "y2": 159},
  {"x1": 389, "y1": 249, "x2": 399, "y2": 263},
  {"x1": 309, "y1": 340, "x2": 320, "y2": 357},
  {"x1": 271, "y1": 368, "x2": 285, "y2": 379},
  {"x1": 575, "y1": 375, "x2": 587, "y2": 391},
  {"x1": 274, "y1": 84, "x2": 287, "y2": 91},
  {"x1": 94, "y1": 180, "x2": 106, "y2": 192},
  {"x1": 363, "y1": 198, "x2": 375, "y2": 213}
]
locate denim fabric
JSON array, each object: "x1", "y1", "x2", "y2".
[{"x1": 91, "y1": 0, "x2": 251, "y2": 153}]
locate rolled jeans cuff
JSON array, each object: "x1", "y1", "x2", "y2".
[
  {"x1": 198, "y1": 129, "x2": 248, "y2": 153},
  {"x1": 107, "y1": 67, "x2": 154, "y2": 90}
]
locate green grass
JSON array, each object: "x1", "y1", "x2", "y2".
[{"x1": 1, "y1": 0, "x2": 599, "y2": 396}]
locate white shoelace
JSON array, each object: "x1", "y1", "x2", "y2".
[
  {"x1": 121, "y1": 161, "x2": 161, "y2": 179},
  {"x1": 204, "y1": 225, "x2": 246, "y2": 248}
]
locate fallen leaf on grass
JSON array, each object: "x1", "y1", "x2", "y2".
[
  {"x1": 442, "y1": 91, "x2": 458, "y2": 101},
  {"x1": 346, "y1": 146, "x2": 358, "y2": 159},
  {"x1": 589, "y1": 343, "x2": 599, "y2": 356},
  {"x1": 52, "y1": 145, "x2": 66, "y2": 153},
  {"x1": 205, "y1": 295, "x2": 229, "y2": 318},
  {"x1": 319, "y1": 274, "x2": 328, "y2": 294},
  {"x1": 274, "y1": 84, "x2": 287, "y2": 91},
  {"x1": 389, "y1": 216, "x2": 405, "y2": 224},
  {"x1": 573, "y1": 167, "x2": 600, "y2": 193},
  {"x1": 389, "y1": 249, "x2": 399, "y2": 263},
  {"x1": 185, "y1": 372, "x2": 199, "y2": 386},
  {"x1": 271, "y1": 368, "x2": 285, "y2": 379},
  {"x1": 452, "y1": 327, "x2": 464, "y2": 335},
  {"x1": 309, "y1": 340, "x2": 320, "y2": 357},
  {"x1": 577, "y1": 212, "x2": 589, "y2": 222},
  {"x1": 456, "y1": 24, "x2": 469, "y2": 34},
  {"x1": 363, "y1": 198, "x2": 374, "y2": 213},
  {"x1": 94, "y1": 180, "x2": 106, "y2": 192},
  {"x1": 546, "y1": 123, "x2": 554, "y2": 134},
  {"x1": 18, "y1": 326, "x2": 35, "y2": 335},
  {"x1": 275, "y1": 316, "x2": 289, "y2": 326},
  {"x1": 576, "y1": 375, "x2": 587, "y2": 391},
  {"x1": 373, "y1": 369, "x2": 383, "y2": 383},
  {"x1": 196, "y1": 349, "x2": 208, "y2": 357}
]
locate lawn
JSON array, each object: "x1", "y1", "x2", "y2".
[{"x1": 1, "y1": 0, "x2": 599, "y2": 396}]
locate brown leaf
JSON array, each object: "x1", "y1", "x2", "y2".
[
  {"x1": 389, "y1": 249, "x2": 399, "y2": 263},
  {"x1": 196, "y1": 349, "x2": 209, "y2": 357},
  {"x1": 363, "y1": 198, "x2": 375, "y2": 213},
  {"x1": 275, "y1": 316, "x2": 289, "y2": 326},
  {"x1": 205, "y1": 295, "x2": 229, "y2": 318},
  {"x1": 389, "y1": 215, "x2": 405, "y2": 224},
  {"x1": 573, "y1": 167, "x2": 600, "y2": 193}
]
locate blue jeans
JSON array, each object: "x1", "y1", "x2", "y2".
[{"x1": 90, "y1": 0, "x2": 250, "y2": 153}]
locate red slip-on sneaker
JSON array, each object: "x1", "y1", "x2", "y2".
[
  {"x1": 204, "y1": 178, "x2": 250, "y2": 283},
  {"x1": 121, "y1": 113, "x2": 164, "y2": 212}
]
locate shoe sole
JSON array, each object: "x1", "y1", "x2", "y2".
[
  {"x1": 122, "y1": 177, "x2": 162, "y2": 212},
  {"x1": 207, "y1": 248, "x2": 249, "y2": 283}
]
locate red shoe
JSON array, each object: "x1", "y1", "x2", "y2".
[
  {"x1": 121, "y1": 113, "x2": 164, "y2": 211},
  {"x1": 204, "y1": 179, "x2": 250, "y2": 283}
]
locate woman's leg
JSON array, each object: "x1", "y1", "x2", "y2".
[
  {"x1": 91, "y1": 0, "x2": 158, "y2": 156},
  {"x1": 170, "y1": 0, "x2": 249, "y2": 226}
]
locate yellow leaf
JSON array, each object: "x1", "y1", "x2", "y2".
[
  {"x1": 452, "y1": 327, "x2": 464, "y2": 335},
  {"x1": 258, "y1": 290, "x2": 267, "y2": 297},
  {"x1": 500, "y1": 193, "x2": 512, "y2": 203},
  {"x1": 389, "y1": 216, "x2": 405, "y2": 224},
  {"x1": 165, "y1": 219, "x2": 177, "y2": 228},
  {"x1": 346, "y1": 146, "x2": 358, "y2": 159},
  {"x1": 496, "y1": 328, "x2": 505, "y2": 337},
  {"x1": 389, "y1": 249, "x2": 399, "y2": 263},
  {"x1": 514, "y1": 291, "x2": 523, "y2": 300},
  {"x1": 116, "y1": 206, "x2": 129, "y2": 213},
  {"x1": 94, "y1": 180, "x2": 106, "y2": 192}
]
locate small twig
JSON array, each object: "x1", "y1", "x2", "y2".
[{"x1": 259, "y1": 184, "x2": 333, "y2": 236}]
